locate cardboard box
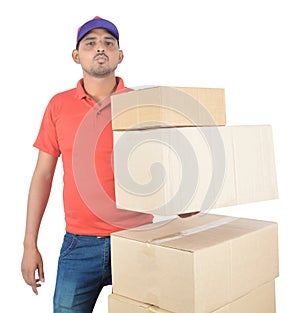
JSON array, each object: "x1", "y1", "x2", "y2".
[
  {"x1": 111, "y1": 213, "x2": 279, "y2": 313},
  {"x1": 113, "y1": 125, "x2": 278, "y2": 216},
  {"x1": 108, "y1": 280, "x2": 276, "y2": 313},
  {"x1": 111, "y1": 86, "x2": 226, "y2": 130}
]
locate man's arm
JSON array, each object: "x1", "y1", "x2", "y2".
[{"x1": 21, "y1": 150, "x2": 58, "y2": 295}]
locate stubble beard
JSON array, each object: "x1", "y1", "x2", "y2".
[{"x1": 85, "y1": 64, "x2": 118, "y2": 78}]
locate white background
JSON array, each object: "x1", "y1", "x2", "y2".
[{"x1": 1, "y1": 0, "x2": 299, "y2": 312}]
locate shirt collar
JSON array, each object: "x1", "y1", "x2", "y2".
[{"x1": 75, "y1": 76, "x2": 126, "y2": 100}]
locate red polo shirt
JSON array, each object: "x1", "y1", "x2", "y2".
[{"x1": 34, "y1": 77, "x2": 153, "y2": 236}]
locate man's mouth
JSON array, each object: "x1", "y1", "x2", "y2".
[{"x1": 94, "y1": 54, "x2": 108, "y2": 63}]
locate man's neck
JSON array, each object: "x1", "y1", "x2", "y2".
[{"x1": 83, "y1": 75, "x2": 117, "y2": 102}]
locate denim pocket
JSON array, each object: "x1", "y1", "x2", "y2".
[{"x1": 59, "y1": 232, "x2": 78, "y2": 258}]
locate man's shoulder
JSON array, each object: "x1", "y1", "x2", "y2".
[
  {"x1": 51, "y1": 87, "x2": 77, "y2": 101},
  {"x1": 43, "y1": 86, "x2": 79, "y2": 116}
]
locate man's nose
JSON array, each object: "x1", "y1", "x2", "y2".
[{"x1": 96, "y1": 42, "x2": 105, "y2": 53}]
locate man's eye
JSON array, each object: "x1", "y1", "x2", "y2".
[{"x1": 86, "y1": 41, "x2": 95, "y2": 46}]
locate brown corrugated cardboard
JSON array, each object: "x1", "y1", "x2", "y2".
[
  {"x1": 108, "y1": 293, "x2": 177, "y2": 312},
  {"x1": 111, "y1": 213, "x2": 279, "y2": 313},
  {"x1": 113, "y1": 125, "x2": 278, "y2": 216},
  {"x1": 108, "y1": 280, "x2": 276, "y2": 313},
  {"x1": 108, "y1": 293, "x2": 169, "y2": 312},
  {"x1": 213, "y1": 280, "x2": 276, "y2": 313},
  {"x1": 111, "y1": 86, "x2": 226, "y2": 130}
]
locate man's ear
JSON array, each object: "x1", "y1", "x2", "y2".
[
  {"x1": 118, "y1": 50, "x2": 124, "y2": 64},
  {"x1": 72, "y1": 49, "x2": 80, "y2": 64}
]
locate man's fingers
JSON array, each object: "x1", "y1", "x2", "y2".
[
  {"x1": 29, "y1": 278, "x2": 43, "y2": 295},
  {"x1": 37, "y1": 263, "x2": 45, "y2": 283},
  {"x1": 23, "y1": 269, "x2": 44, "y2": 295},
  {"x1": 178, "y1": 211, "x2": 199, "y2": 218},
  {"x1": 31, "y1": 284, "x2": 38, "y2": 295}
]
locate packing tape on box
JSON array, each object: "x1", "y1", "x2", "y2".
[{"x1": 151, "y1": 216, "x2": 238, "y2": 244}]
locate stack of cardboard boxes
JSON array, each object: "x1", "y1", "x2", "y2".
[{"x1": 108, "y1": 86, "x2": 279, "y2": 313}]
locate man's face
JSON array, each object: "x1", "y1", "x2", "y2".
[{"x1": 72, "y1": 28, "x2": 123, "y2": 77}]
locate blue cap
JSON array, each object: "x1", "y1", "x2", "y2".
[{"x1": 76, "y1": 16, "x2": 119, "y2": 47}]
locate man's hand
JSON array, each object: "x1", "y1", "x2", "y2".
[
  {"x1": 21, "y1": 247, "x2": 45, "y2": 295},
  {"x1": 178, "y1": 211, "x2": 199, "y2": 218}
]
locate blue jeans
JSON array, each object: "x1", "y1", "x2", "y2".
[{"x1": 53, "y1": 232, "x2": 112, "y2": 312}]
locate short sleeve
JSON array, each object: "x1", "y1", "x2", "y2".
[{"x1": 33, "y1": 98, "x2": 61, "y2": 157}]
